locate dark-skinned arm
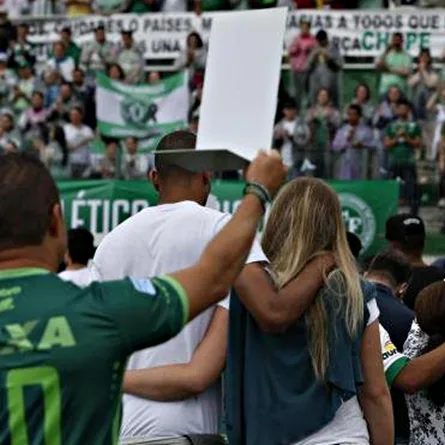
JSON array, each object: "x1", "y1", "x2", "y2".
[
  {"x1": 394, "y1": 342, "x2": 445, "y2": 394},
  {"x1": 234, "y1": 258, "x2": 333, "y2": 333}
]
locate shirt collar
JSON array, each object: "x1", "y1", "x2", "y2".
[{"x1": 0, "y1": 268, "x2": 50, "y2": 280}]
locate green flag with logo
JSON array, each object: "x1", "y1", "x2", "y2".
[
  {"x1": 58, "y1": 180, "x2": 398, "y2": 257},
  {"x1": 95, "y1": 71, "x2": 189, "y2": 152}
]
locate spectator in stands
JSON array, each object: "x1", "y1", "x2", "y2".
[
  {"x1": 0, "y1": 10, "x2": 15, "y2": 53},
  {"x1": 35, "y1": 126, "x2": 68, "y2": 179},
  {"x1": 384, "y1": 98, "x2": 421, "y2": 215},
  {"x1": 46, "y1": 41, "x2": 76, "y2": 83},
  {"x1": 344, "y1": 83, "x2": 375, "y2": 126},
  {"x1": 116, "y1": 30, "x2": 144, "y2": 85},
  {"x1": 11, "y1": 63, "x2": 38, "y2": 114},
  {"x1": 305, "y1": 29, "x2": 342, "y2": 108},
  {"x1": 376, "y1": 32, "x2": 411, "y2": 98},
  {"x1": 0, "y1": 109, "x2": 22, "y2": 151},
  {"x1": 146, "y1": 70, "x2": 160, "y2": 84},
  {"x1": 63, "y1": 106, "x2": 94, "y2": 178},
  {"x1": 72, "y1": 67, "x2": 96, "y2": 129},
  {"x1": 409, "y1": 48, "x2": 438, "y2": 120},
  {"x1": 8, "y1": 23, "x2": 36, "y2": 71},
  {"x1": 386, "y1": 214, "x2": 445, "y2": 310},
  {"x1": 0, "y1": 53, "x2": 16, "y2": 107},
  {"x1": 409, "y1": 48, "x2": 438, "y2": 160},
  {"x1": 374, "y1": 85, "x2": 403, "y2": 176},
  {"x1": 48, "y1": 82, "x2": 79, "y2": 125},
  {"x1": 65, "y1": 0, "x2": 93, "y2": 16},
  {"x1": 427, "y1": 83, "x2": 445, "y2": 162},
  {"x1": 404, "y1": 282, "x2": 445, "y2": 444},
  {"x1": 101, "y1": 140, "x2": 118, "y2": 179},
  {"x1": 80, "y1": 24, "x2": 116, "y2": 81},
  {"x1": 306, "y1": 87, "x2": 341, "y2": 177},
  {"x1": 274, "y1": 101, "x2": 299, "y2": 175},
  {"x1": 288, "y1": 18, "x2": 316, "y2": 111},
  {"x1": 18, "y1": 90, "x2": 48, "y2": 144},
  {"x1": 121, "y1": 137, "x2": 148, "y2": 180},
  {"x1": 174, "y1": 31, "x2": 206, "y2": 87},
  {"x1": 59, "y1": 228, "x2": 95, "y2": 287},
  {"x1": 107, "y1": 63, "x2": 125, "y2": 81},
  {"x1": 332, "y1": 104, "x2": 375, "y2": 180},
  {"x1": 43, "y1": 69, "x2": 61, "y2": 109},
  {"x1": 59, "y1": 27, "x2": 81, "y2": 66}
]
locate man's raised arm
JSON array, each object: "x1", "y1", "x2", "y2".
[{"x1": 168, "y1": 150, "x2": 286, "y2": 322}]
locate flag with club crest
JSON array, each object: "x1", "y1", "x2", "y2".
[{"x1": 95, "y1": 71, "x2": 189, "y2": 152}]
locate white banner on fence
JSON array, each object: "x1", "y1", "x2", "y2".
[{"x1": 26, "y1": 9, "x2": 445, "y2": 63}]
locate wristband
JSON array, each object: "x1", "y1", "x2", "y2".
[{"x1": 243, "y1": 182, "x2": 272, "y2": 211}]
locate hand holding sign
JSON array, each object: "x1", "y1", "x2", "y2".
[{"x1": 245, "y1": 150, "x2": 287, "y2": 198}]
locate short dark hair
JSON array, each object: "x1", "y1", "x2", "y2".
[
  {"x1": 348, "y1": 104, "x2": 363, "y2": 117},
  {"x1": 0, "y1": 153, "x2": 59, "y2": 250},
  {"x1": 316, "y1": 30, "x2": 328, "y2": 43},
  {"x1": 154, "y1": 130, "x2": 196, "y2": 178},
  {"x1": 393, "y1": 32, "x2": 403, "y2": 39},
  {"x1": 32, "y1": 90, "x2": 44, "y2": 99},
  {"x1": 187, "y1": 32, "x2": 203, "y2": 49},
  {"x1": 67, "y1": 227, "x2": 95, "y2": 266},
  {"x1": 368, "y1": 248, "x2": 412, "y2": 287},
  {"x1": 397, "y1": 98, "x2": 411, "y2": 108},
  {"x1": 346, "y1": 232, "x2": 362, "y2": 259},
  {"x1": 61, "y1": 26, "x2": 72, "y2": 35}
]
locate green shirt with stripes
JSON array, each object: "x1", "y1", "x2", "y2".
[{"x1": 0, "y1": 268, "x2": 188, "y2": 445}]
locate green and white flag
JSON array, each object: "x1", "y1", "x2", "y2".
[{"x1": 96, "y1": 71, "x2": 189, "y2": 152}]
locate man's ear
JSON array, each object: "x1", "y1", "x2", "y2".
[
  {"x1": 149, "y1": 169, "x2": 160, "y2": 192},
  {"x1": 396, "y1": 282, "x2": 409, "y2": 298},
  {"x1": 48, "y1": 203, "x2": 65, "y2": 239}
]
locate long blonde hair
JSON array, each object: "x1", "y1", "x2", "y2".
[{"x1": 262, "y1": 178, "x2": 363, "y2": 380}]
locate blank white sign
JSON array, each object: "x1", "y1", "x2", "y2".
[{"x1": 196, "y1": 8, "x2": 287, "y2": 161}]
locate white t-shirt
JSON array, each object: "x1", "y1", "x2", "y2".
[
  {"x1": 281, "y1": 119, "x2": 296, "y2": 168},
  {"x1": 63, "y1": 123, "x2": 94, "y2": 166},
  {"x1": 92, "y1": 201, "x2": 267, "y2": 441},
  {"x1": 58, "y1": 267, "x2": 94, "y2": 287},
  {"x1": 293, "y1": 299, "x2": 379, "y2": 445}
]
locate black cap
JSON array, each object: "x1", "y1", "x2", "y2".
[
  {"x1": 385, "y1": 214, "x2": 425, "y2": 244},
  {"x1": 95, "y1": 23, "x2": 105, "y2": 31}
]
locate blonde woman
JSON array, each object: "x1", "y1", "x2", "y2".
[{"x1": 226, "y1": 178, "x2": 393, "y2": 445}]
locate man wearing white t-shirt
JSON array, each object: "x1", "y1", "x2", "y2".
[
  {"x1": 59, "y1": 227, "x2": 95, "y2": 287},
  {"x1": 93, "y1": 131, "x2": 329, "y2": 445}
]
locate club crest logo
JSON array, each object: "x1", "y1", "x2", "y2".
[{"x1": 339, "y1": 193, "x2": 376, "y2": 253}]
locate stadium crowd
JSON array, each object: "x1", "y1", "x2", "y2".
[{"x1": 0, "y1": 0, "x2": 443, "y2": 210}]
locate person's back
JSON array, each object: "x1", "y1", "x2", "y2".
[
  {"x1": 0, "y1": 270, "x2": 187, "y2": 444},
  {"x1": 93, "y1": 202, "x2": 246, "y2": 439},
  {"x1": 365, "y1": 248, "x2": 415, "y2": 443},
  {"x1": 404, "y1": 266, "x2": 445, "y2": 310}
]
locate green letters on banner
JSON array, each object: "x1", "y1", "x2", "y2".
[{"x1": 58, "y1": 180, "x2": 398, "y2": 257}]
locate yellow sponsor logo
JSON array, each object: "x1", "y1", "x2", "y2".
[{"x1": 0, "y1": 286, "x2": 21, "y2": 298}]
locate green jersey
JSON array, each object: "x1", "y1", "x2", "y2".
[
  {"x1": 384, "y1": 119, "x2": 421, "y2": 165},
  {"x1": 0, "y1": 268, "x2": 188, "y2": 445}
]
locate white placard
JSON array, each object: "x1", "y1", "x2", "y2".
[{"x1": 196, "y1": 8, "x2": 287, "y2": 161}]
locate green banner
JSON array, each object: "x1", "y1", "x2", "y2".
[{"x1": 58, "y1": 180, "x2": 399, "y2": 258}]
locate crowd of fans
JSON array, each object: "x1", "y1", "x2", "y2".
[
  {"x1": 0, "y1": 1, "x2": 444, "y2": 208},
  {"x1": 278, "y1": 24, "x2": 445, "y2": 215}
]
